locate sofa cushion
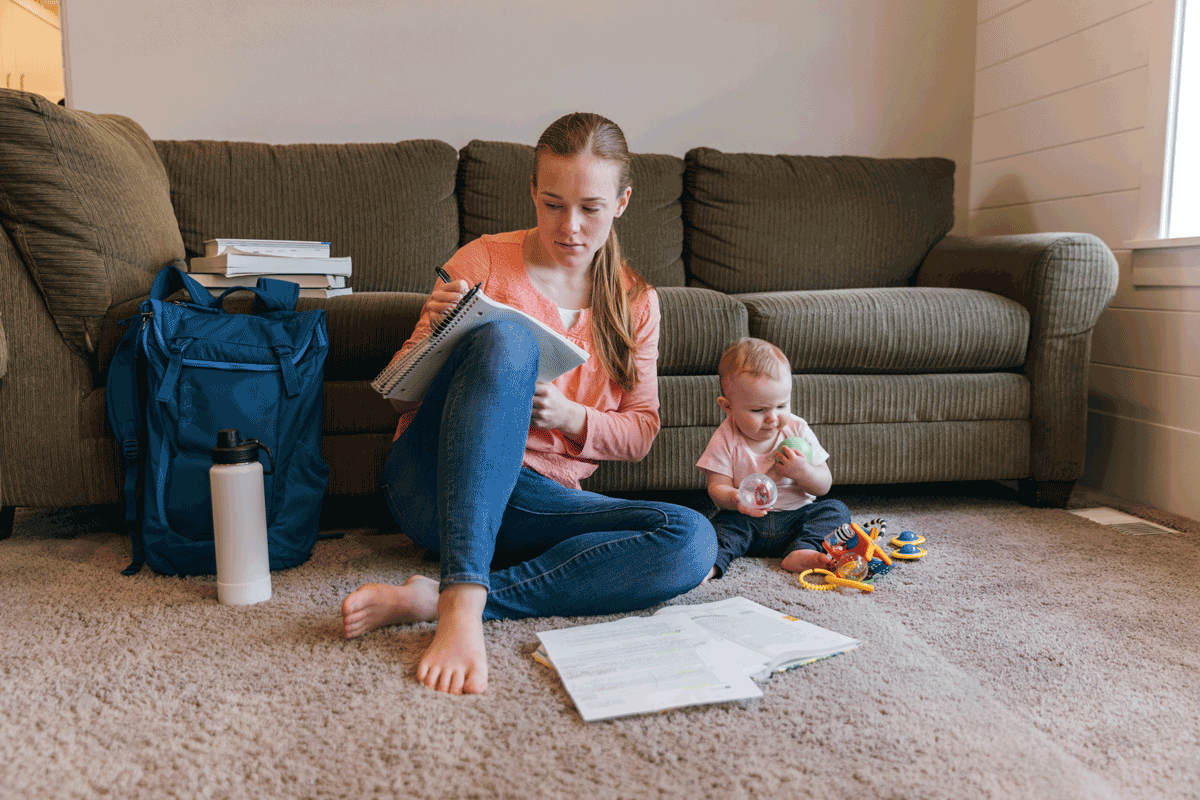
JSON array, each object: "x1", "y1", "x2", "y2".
[
  {"x1": 0, "y1": 89, "x2": 186, "y2": 357},
  {"x1": 656, "y1": 287, "x2": 748, "y2": 375},
  {"x1": 153, "y1": 139, "x2": 459, "y2": 294},
  {"x1": 456, "y1": 140, "x2": 687, "y2": 286},
  {"x1": 654, "y1": 372, "x2": 1029, "y2": 430},
  {"x1": 684, "y1": 148, "x2": 955, "y2": 293},
  {"x1": 738, "y1": 288, "x2": 1028, "y2": 373}
]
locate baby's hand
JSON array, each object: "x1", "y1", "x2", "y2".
[
  {"x1": 774, "y1": 445, "x2": 810, "y2": 482},
  {"x1": 735, "y1": 495, "x2": 770, "y2": 518}
]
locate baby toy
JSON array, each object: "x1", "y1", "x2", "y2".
[
  {"x1": 890, "y1": 543, "x2": 927, "y2": 560},
  {"x1": 798, "y1": 518, "x2": 926, "y2": 593},
  {"x1": 822, "y1": 520, "x2": 893, "y2": 569},
  {"x1": 737, "y1": 473, "x2": 778, "y2": 511},
  {"x1": 777, "y1": 436, "x2": 813, "y2": 462}
]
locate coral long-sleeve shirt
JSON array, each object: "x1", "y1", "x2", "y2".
[{"x1": 390, "y1": 230, "x2": 661, "y2": 489}]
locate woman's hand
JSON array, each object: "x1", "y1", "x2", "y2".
[
  {"x1": 422, "y1": 279, "x2": 470, "y2": 330},
  {"x1": 531, "y1": 380, "x2": 587, "y2": 437}
]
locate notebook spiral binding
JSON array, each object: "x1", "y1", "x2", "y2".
[{"x1": 370, "y1": 283, "x2": 482, "y2": 396}]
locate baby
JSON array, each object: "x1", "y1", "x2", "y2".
[{"x1": 697, "y1": 337, "x2": 851, "y2": 580}]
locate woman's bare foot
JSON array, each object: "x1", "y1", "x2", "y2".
[
  {"x1": 781, "y1": 548, "x2": 832, "y2": 573},
  {"x1": 416, "y1": 583, "x2": 489, "y2": 695},
  {"x1": 342, "y1": 576, "x2": 439, "y2": 638}
]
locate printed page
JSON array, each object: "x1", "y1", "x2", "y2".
[
  {"x1": 537, "y1": 615, "x2": 762, "y2": 722},
  {"x1": 654, "y1": 597, "x2": 860, "y2": 668}
]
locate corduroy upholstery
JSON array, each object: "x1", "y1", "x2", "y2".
[
  {"x1": 0, "y1": 92, "x2": 1121, "y2": 533},
  {"x1": 153, "y1": 139, "x2": 460, "y2": 293},
  {"x1": 684, "y1": 148, "x2": 955, "y2": 293},
  {"x1": 0, "y1": 90, "x2": 186, "y2": 358},
  {"x1": 737, "y1": 287, "x2": 1029, "y2": 373}
]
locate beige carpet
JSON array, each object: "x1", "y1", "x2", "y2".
[{"x1": 2, "y1": 483, "x2": 1198, "y2": 800}]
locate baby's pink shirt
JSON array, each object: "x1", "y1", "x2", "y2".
[
  {"x1": 390, "y1": 230, "x2": 661, "y2": 489},
  {"x1": 696, "y1": 415, "x2": 830, "y2": 511}
]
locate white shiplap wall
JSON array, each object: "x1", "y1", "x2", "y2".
[{"x1": 971, "y1": 0, "x2": 1200, "y2": 521}]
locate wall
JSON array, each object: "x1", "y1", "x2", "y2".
[
  {"x1": 61, "y1": 0, "x2": 977, "y2": 232},
  {"x1": 970, "y1": 0, "x2": 1200, "y2": 521},
  {"x1": 1, "y1": 0, "x2": 63, "y2": 102}
]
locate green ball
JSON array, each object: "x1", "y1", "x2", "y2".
[{"x1": 779, "y1": 436, "x2": 812, "y2": 461}]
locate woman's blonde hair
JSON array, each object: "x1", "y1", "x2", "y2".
[
  {"x1": 718, "y1": 337, "x2": 789, "y2": 397},
  {"x1": 533, "y1": 112, "x2": 649, "y2": 393}
]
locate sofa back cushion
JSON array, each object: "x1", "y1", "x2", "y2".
[
  {"x1": 0, "y1": 90, "x2": 186, "y2": 357},
  {"x1": 154, "y1": 139, "x2": 460, "y2": 293},
  {"x1": 457, "y1": 140, "x2": 687, "y2": 287},
  {"x1": 738, "y1": 287, "x2": 1029, "y2": 373},
  {"x1": 684, "y1": 148, "x2": 955, "y2": 293}
]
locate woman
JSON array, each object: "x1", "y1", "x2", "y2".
[{"x1": 341, "y1": 112, "x2": 716, "y2": 695}]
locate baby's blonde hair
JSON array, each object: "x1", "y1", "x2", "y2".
[{"x1": 718, "y1": 337, "x2": 789, "y2": 397}]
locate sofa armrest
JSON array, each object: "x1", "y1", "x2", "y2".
[{"x1": 915, "y1": 233, "x2": 1119, "y2": 485}]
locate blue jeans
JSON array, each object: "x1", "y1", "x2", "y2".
[
  {"x1": 709, "y1": 498, "x2": 851, "y2": 578},
  {"x1": 381, "y1": 320, "x2": 717, "y2": 621}
]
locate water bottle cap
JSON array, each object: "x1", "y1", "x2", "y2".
[{"x1": 211, "y1": 429, "x2": 261, "y2": 465}]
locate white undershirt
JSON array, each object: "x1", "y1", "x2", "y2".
[{"x1": 558, "y1": 306, "x2": 582, "y2": 331}]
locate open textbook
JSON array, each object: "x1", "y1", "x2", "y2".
[
  {"x1": 371, "y1": 283, "x2": 589, "y2": 402},
  {"x1": 535, "y1": 597, "x2": 860, "y2": 722}
]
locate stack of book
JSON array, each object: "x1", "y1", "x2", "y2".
[{"x1": 187, "y1": 239, "x2": 353, "y2": 298}]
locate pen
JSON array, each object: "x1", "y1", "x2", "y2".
[{"x1": 436, "y1": 266, "x2": 452, "y2": 284}]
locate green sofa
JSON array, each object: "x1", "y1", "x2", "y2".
[{"x1": 0, "y1": 90, "x2": 1120, "y2": 538}]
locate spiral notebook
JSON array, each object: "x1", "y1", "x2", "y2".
[{"x1": 371, "y1": 283, "x2": 590, "y2": 401}]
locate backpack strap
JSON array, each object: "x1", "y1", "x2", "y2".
[
  {"x1": 211, "y1": 278, "x2": 299, "y2": 315},
  {"x1": 106, "y1": 310, "x2": 150, "y2": 575},
  {"x1": 150, "y1": 262, "x2": 219, "y2": 307},
  {"x1": 213, "y1": 279, "x2": 304, "y2": 396},
  {"x1": 253, "y1": 277, "x2": 300, "y2": 313}
]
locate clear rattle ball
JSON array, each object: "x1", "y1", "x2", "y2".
[
  {"x1": 737, "y1": 473, "x2": 778, "y2": 511},
  {"x1": 834, "y1": 553, "x2": 870, "y2": 582}
]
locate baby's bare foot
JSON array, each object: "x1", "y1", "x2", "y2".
[
  {"x1": 781, "y1": 548, "x2": 832, "y2": 573},
  {"x1": 342, "y1": 576, "x2": 439, "y2": 638},
  {"x1": 416, "y1": 583, "x2": 489, "y2": 695}
]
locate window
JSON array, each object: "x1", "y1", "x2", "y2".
[
  {"x1": 1168, "y1": 0, "x2": 1199, "y2": 238},
  {"x1": 1128, "y1": 0, "x2": 1200, "y2": 285}
]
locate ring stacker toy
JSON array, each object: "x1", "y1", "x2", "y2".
[
  {"x1": 827, "y1": 573, "x2": 874, "y2": 592},
  {"x1": 798, "y1": 568, "x2": 875, "y2": 593},
  {"x1": 799, "y1": 569, "x2": 837, "y2": 591}
]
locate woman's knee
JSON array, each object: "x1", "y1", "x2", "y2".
[
  {"x1": 465, "y1": 320, "x2": 541, "y2": 376},
  {"x1": 659, "y1": 503, "x2": 717, "y2": 589}
]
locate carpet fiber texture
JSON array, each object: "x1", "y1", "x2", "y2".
[{"x1": 2, "y1": 485, "x2": 1198, "y2": 800}]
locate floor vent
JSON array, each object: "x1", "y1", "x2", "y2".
[{"x1": 1069, "y1": 507, "x2": 1178, "y2": 535}]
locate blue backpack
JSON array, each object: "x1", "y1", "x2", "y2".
[{"x1": 106, "y1": 265, "x2": 331, "y2": 576}]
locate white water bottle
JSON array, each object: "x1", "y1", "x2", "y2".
[{"x1": 209, "y1": 428, "x2": 273, "y2": 606}]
